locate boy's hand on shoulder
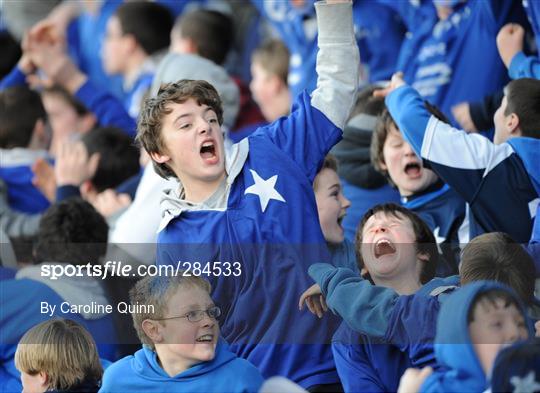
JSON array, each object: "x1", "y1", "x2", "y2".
[
  {"x1": 497, "y1": 23, "x2": 525, "y2": 69},
  {"x1": 32, "y1": 158, "x2": 56, "y2": 202},
  {"x1": 398, "y1": 367, "x2": 433, "y2": 393},
  {"x1": 299, "y1": 283, "x2": 328, "y2": 319},
  {"x1": 373, "y1": 72, "x2": 406, "y2": 98},
  {"x1": 535, "y1": 320, "x2": 540, "y2": 338}
]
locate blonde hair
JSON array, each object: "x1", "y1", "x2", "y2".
[
  {"x1": 252, "y1": 39, "x2": 290, "y2": 85},
  {"x1": 129, "y1": 274, "x2": 212, "y2": 350},
  {"x1": 15, "y1": 319, "x2": 102, "y2": 390}
]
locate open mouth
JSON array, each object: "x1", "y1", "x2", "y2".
[
  {"x1": 337, "y1": 214, "x2": 345, "y2": 226},
  {"x1": 404, "y1": 162, "x2": 422, "y2": 178},
  {"x1": 195, "y1": 334, "x2": 214, "y2": 343},
  {"x1": 374, "y1": 238, "x2": 397, "y2": 258},
  {"x1": 200, "y1": 141, "x2": 218, "y2": 163}
]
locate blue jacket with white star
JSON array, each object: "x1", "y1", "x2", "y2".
[
  {"x1": 157, "y1": 93, "x2": 342, "y2": 389},
  {"x1": 155, "y1": 2, "x2": 359, "y2": 388}
]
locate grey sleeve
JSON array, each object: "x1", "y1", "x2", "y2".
[
  {"x1": 312, "y1": 0, "x2": 359, "y2": 129},
  {"x1": 0, "y1": 179, "x2": 41, "y2": 238}
]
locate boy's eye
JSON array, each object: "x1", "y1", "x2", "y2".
[
  {"x1": 180, "y1": 123, "x2": 191, "y2": 130},
  {"x1": 186, "y1": 310, "x2": 200, "y2": 319},
  {"x1": 208, "y1": 118, "x2": 218, "y2": 124}
]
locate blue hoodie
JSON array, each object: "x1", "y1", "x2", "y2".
[
  {"x1": 99, "y1": 343, "x2": 263, "y2": 393},
  {"x1": 421, "y1": 280, "x2": 534, "y2": 393}
]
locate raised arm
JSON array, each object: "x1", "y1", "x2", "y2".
[
  {"x1": 308, "y1": 263, "x2": 397, "y2": 338},
  {"x1": 258, "y1": 0, "x2": 359, "y2": 182}
]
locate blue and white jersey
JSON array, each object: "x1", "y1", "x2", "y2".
[
  {"x1": 387, "y1": 85, "x2": 540, "y2": 242},
  {"x1": 156, "y1": 2, "x2": 359, "y2": 388},
  {"x1": 394, "y1": 0, "x2": 517, "y2": 124},
  {"x1": 157, "y1": 93, "x2": 342, "y2": 388},
  {"x1": 251, "y1": 0, "x2": 403, "y2": 96}
]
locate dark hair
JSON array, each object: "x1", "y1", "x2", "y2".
[
  {"x1": 504, "y1": 78, "x2": 540, "y2": 138},
  {"x1": 355, "y1": 203, "x2": 438, "y2": 284},
  {"x1": 349, "y1": 85, "x2": 385, "y2": 120},
  {"x1": 0, "y1": 86, "x2": 46, "y2": 148},
  {"x1": 115, "y1": 2, "x2": 173, "y2": 56},
  {"x1": 314, "y1": 154, "x2": 338, "y2": 191},
  {"x1": 0, "y1": 31, "x2": 22, "y2": 80},
  {"x1": 371, "y1": 102, "x2": 449, "y2": 178},
  {"x1": 81, "y1": 127, "x2": 140, "y2": 193},
  {"x1": 137, "y1": 80, "x2": 223, "y2": 179},
  {"x1": 252, "y1": 39, "x2": 290, "y2": 85},
  {"x1": 467, "y1": 288, "x2": 523, "y2": 324},
  {"x1": 33, "y1": 199, "x2": 108, "y2": 265},
  {"x1": 491, "y1": 338, "x2": 540, "y2": 393},
  {"x1": 174, "y1": 9, "x2": 234, "y2": 65},
  {"x1": 460, "y1": 232, "x2": 536, "y2": 305},
  {"x1": 43, "y1": 85, "x2": 90, "y2": 116}
]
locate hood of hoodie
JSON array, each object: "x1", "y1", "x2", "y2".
[
  {"x1": 157, "y1": 138, "x2": 249, "y2": 232},
  {"x1": 331, "y1": 114, "x2": 387, "y2": 189},
  {"x1": 422, "y1": 281, "x2": 533, "y2": 392},
  {"x1": 507, "y1": 137, "x2": 540, "y2": 196},
  {"x1": 132, "y1": 342, "x2": 236, "y2": 381},
  {"x1": 151, "y1": 53, "x2": 240, "y2": 130}
]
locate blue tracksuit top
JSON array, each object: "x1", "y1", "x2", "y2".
[{"x1": 386, "y1": 85, "x2": 540, "y2": 243}]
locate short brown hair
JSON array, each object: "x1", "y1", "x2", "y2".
[
  {"x1": 460, "y1": 232, "x2": 536, "y2": 305},
  {"x1": 355, "y1": 203, "x2": 438, "y2": 284},
  {"x1": 137, "y1": 80, "x2": 224, "y2": 179},
  {"x1": 504, "y1": 78, "x2": 540, "y2": 139},
  {"x1": 313, "y1": 154, "x2": 338, "y2": 191},
  {"x1": 252, "y1": 39, "x2": 290, "y2": 85},
  {"x1": 348, "y1": 85, "x2": 385, "y2": 120},
  {"x1": 43, "y1": 85, "x2": 89, "y2": 116},
  {"x1": 371, "y1": 102, "x2": 449, "y2": 180},
  {"x1": 129, "y1": 274, "x2": 212, "y2": 350},
  {"x1": 15, "y1": 319, "x2": 102, "y2": 390}
]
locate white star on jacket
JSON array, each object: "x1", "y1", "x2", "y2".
[
  {"x1": 510, "y1": 371, "x2": 540, "y2": 393},
  {"x1": 244, "y1": 169, "x2": 286, "y2": 213}
]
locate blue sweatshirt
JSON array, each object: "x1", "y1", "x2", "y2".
[
  {"x1": 99, "y1": 343, "x2": 263, "y2": 393},
  {"x1": 386, "y1": 85, "x2": 540, "y2": 243},
  {"x1": 509, "y1": 51, "x2": 540, "y2": 80},
  {"x1": 421, "y1": 280, "x2": 534, "y2": 393}
]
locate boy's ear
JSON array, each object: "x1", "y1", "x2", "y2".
[
  {"x1": 506, "y1": 112, "x2": 521, "y2": 135},
  {"x1": 142, "y1": 319, "x2": 164, "y2": 343},
  {"x1": 378, "y1": 159, "x2": 387, "y2": 171},
  {"x1": 38, "y1": 371, "x2": 48, "y2": 388},
  {"x1": 150, "y1": 151, "x2": 171, "y2": 165},
  {"x1": 417, "y1": 251, "x2": 430, "y2": 264}
]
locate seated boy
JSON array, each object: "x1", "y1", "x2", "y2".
[
  {"x1": 371, "y1": 104, "x2": 466, "y2": 274},
  {"x1": 15, "y1": 319, "x2": 103, "y2": 392},
  {"x1": 0, "y1": 199, "x2": 117, "y2": 391},
  {"x1": 102, "y1": 2, "x2": 173, "y2": 119},
  {"x1": 399, "y1": 281, "x2": 533, "y2": 392},
  {"x1": 100, "y1": 274, "x2": 263, "y2": 392},
  {"x1": 380, "y1": 73, "x2": 540, "y2": 243},
  {"x1": 137, "y1": 0, "x2": 359, "y2": 388},
  {"x1": 249, "y1": 39, "x2": 291, "y2": 123}
]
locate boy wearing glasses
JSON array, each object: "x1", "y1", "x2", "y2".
[{"x1": 99, "y1": 274, "x2": 264, "y2": 392}]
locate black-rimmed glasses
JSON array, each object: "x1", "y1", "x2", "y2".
[{"x1": 153, "y1": 306, "x2": 222, "y2": 323}]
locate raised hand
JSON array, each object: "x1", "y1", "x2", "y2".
[{"x1": 497, "y1": 23, "x2": 525, "y2": 69}]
